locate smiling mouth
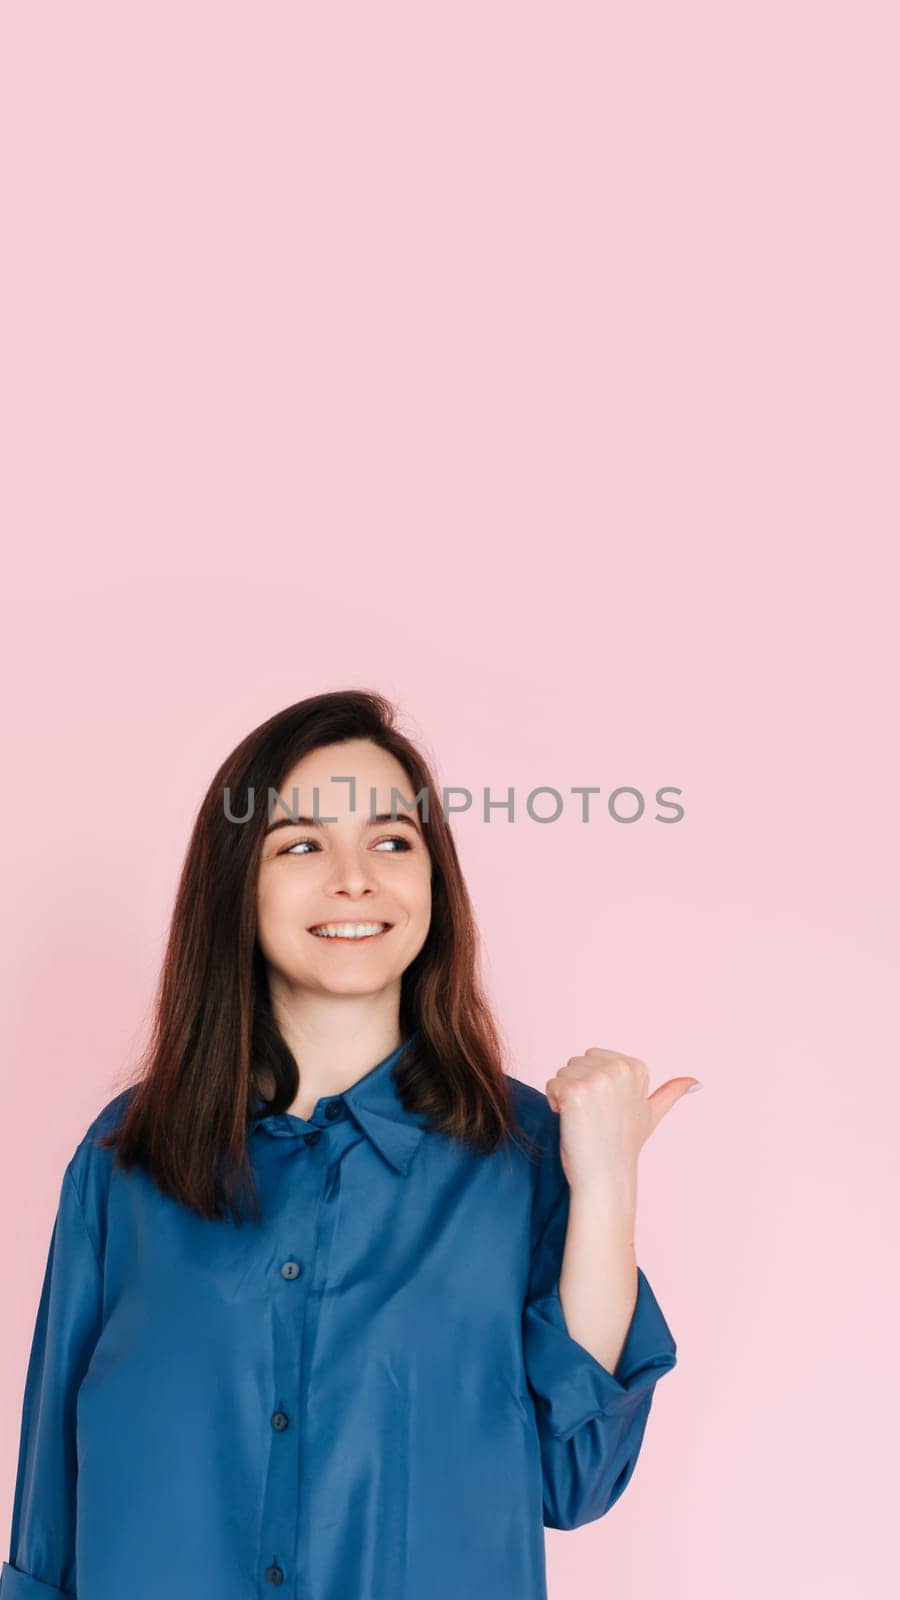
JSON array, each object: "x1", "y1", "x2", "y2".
[{"x1": 307, "y1": 922, "x2": 393, "y2": 944}]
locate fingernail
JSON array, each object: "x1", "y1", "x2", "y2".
[{"x1": 686, "y1": 1082, "x2": 704, "y2": 1093}]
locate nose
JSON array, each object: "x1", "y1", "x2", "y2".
[{"x1": 321, "y1": 842, "x2": 381, "y2": 899}]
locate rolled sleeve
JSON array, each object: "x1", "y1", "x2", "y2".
[
  {"x1": 522, "y1": 1173, "x2": 677, "y2": 1529},
  {"x1": 1, "y1": 1165, "x2": 104, "y2": 1599}
]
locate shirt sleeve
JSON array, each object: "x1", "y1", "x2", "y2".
[
  {"x1": 1, "y1": 1162, "x2": 105, "y2": 1600},
  {"x1": 522, "y1": 1171, "x2": 678, "y2": 1530}
]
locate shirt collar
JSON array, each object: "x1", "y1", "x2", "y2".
[{"x1": 250, "y1": 1030, "x2": 426, "y2": 1176}]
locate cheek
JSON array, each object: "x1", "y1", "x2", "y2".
[
  {"x1": 257, "y1": 873, "x2": 311, "y2": 936},
  {"x1": 406, "y1": 873, "x2": 432, "y2": 927},
  {"x1": 387, "y1": 862, "x2": 431, "y2": 932}
]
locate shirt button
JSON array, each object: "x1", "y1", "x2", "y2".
[
  {"x1": 271, "y1": 1410, "x2": 289, "y2": 1431},
  {"x1": 304, "y1": 1130, "x2": 322, "y2": 1146},
  {"x1": 324, "y1": 1100, "x2": 343, "y2": 1120},
  {"x1": 265, "y1": 1563, "x2": 284, "y2": 1585},
  {"x1": 280, "y1": 1261, "x2": 302, "y2": 1280}
]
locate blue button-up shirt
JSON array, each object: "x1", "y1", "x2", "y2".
[{"x1": 1, "y1": 1035, "x2": 677, "y2": 1600}]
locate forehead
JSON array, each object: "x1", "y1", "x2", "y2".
[{"x1": 277, "y1": 740, "x2": 418, "y2": 809}]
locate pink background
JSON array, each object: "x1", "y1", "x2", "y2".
[{"x1": 1, "y1": 4, "x2": 897, "y2": 1596}]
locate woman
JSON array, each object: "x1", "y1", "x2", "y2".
[{"x1": 0, "y1": 688, "x2": 694, "y2": 1600}]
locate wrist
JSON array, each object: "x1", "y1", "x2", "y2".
[{"x1": 568, "y1": 1171, "x2": 637, "y2": 1227}]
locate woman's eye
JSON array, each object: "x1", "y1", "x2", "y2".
[{"x1": 280, "y1": 836, "x2": 411, "y2": 857}]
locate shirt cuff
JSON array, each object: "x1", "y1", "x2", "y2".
[
  {"x1": 522, "y1": 1265, "x2": 678, "y2": 1442},
  {"x1": 0, "y1": 1563, "x2": 74, "y2": 1600}
]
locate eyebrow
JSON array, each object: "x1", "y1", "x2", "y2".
[{"x1": 265, "y1": 811, "x2": 423, "y2": 837}]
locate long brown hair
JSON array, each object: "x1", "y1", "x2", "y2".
[{"x1": 98, "y1": 688, "x2": 538, "y2": 1222}]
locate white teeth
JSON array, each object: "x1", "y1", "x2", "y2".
[{"x1": 310, "y1": 922, "x2": 388, "y2": 939}]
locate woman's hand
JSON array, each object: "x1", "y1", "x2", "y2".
[
  {"x1": 546, "y1": 1046, "x2": 701, "y2": 1201},
  {"x1": 548, "y1": 1048, "x2": 698, "y2": 1379}
]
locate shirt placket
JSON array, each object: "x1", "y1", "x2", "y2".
[{"x1": 256, "y1": 1096, "x2": 353, "y2": 1598}]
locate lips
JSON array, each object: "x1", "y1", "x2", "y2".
[
  {"x1": 307, "y1": 922, "x2": 393, "y2": 933},
  {"x1": 306, "y1": 922, "x2": 394, "y2": 942}
]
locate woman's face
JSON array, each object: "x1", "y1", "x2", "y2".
[{"x1": 255, "y1": 738, "x2": 432, "y2": 1001}]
